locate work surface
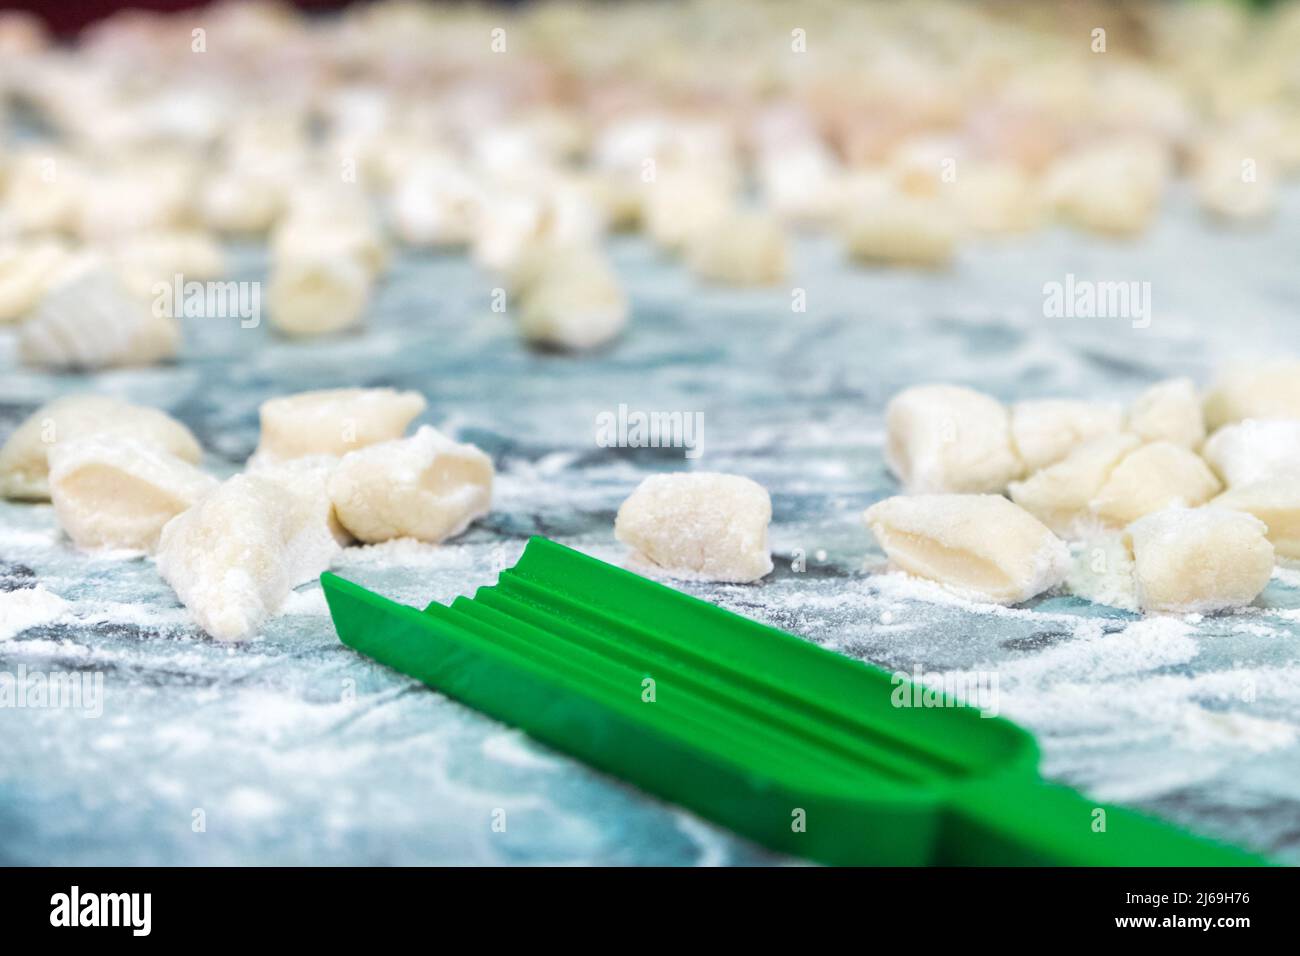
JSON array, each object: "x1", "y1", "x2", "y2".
[{"x1": 3, "y1": 190, "x2": 1299, "y2": 865}]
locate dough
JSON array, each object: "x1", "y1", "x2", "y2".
[
  {"x1": 253, "y1": 387, "x2": 426, "y2": 463},
  {"x1": 950, "y1": 163, "x2": 1043, "y2": 234},
  {"x1": 248, "y1": 454, "x2": 351, "y2": 546},
  {"x1": 267, "y1": 249, "x2": 372, "y2": 337},
  {"x1": 0, "y1": 238, "x2": 70, "y2": 323},
  {"x1": 642, "y1": 169, "x2": 733, "y2": 252},
  {"x1": 1201, "y1": 419, "x2": 1300, "y2": 488},
  {"x1": 1203, "y1": 359, "x2": 1300, "y2": 430},
  {"x1": 1128, "y1": 378, "x2": 1205, "y2": 448},
  {"x1": 1213, "y1": 479, "x2": 1300, "y2": 559},
  {"x1": 506, "y1": 242, "x2": 614, "y2": 299},
  {"x1": 270, "y1": 216, "x2": 388, "y2": 280},
  {"x1": 862, "y1": 494, "x2": 1069, "y2": 605},
  {"x1": 0, "y1": 395, "x2": 201, "y2": 501},
  {"x1": 48, "y1": 437, "x2": 216, "y2": 552},
  {"x1": 157, "y1": 474, "x2": 339, "y2": 642},
  {"x1": 112, "y1": 230, "x2": 227, "y2": 301},
  {"x1": 843, "y1": 194, "x2": 957, "y2": 267},
  {"x1": 327, "y1": 425, "x2": 493, "y2": 544},
  {"x1": 1010, "y1": 399, "x2": 1124, "y2": 472},
  {"x1": 614, "y1": 472, "x2": 772, "y2": 583},
  {"x1": 1044, "y1": 142, "x2": 1167, "y2": 236},
  {"x1": 1065, "y1": 533, "x2": 1139, "y2": 612},
  {"x1": 389, "y1": 158, "x2": 482, "y2": 248},
  {"x1": 686, "y1": 212, "x2": 788, "y2": 285},
  {"x1": 1124, "y1": 507, "x2": 1274, "y2": 613},
  {"x1": 1090, "y1": 441, "x2": 1222, "y2": 526},
  {"x1": 1008, "y1": 433, "x2": 1143, "y2": 535},
  {"x1": 199, "y1": 168, "x2": 285, "y2": 235},
  {"x1": 518, "y1": 265, "x2": 628, "y2": 351},
  {"x1": 19, "y1": 257, "x2": 180, "y2": 370},
  {"x1": 1194, "y1": 141, "x2": 1277, "y2": 224},
  {"x1": 886, "y1": 385, "x2": 1022, "y2": 494}
]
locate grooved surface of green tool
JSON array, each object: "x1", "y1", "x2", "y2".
[{"x1": 321, "y1": 536, "x2": 1266, "y2": 866}]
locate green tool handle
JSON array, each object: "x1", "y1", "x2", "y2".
[{"x1": 939, "y1": 776, "x2": 1266, "y2": 866}]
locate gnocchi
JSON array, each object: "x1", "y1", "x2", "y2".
[
  {"x1": 1203, "y1": 359, "x2": 1300, "y2": 430},
  {"x1": 1213, "y1": 479, "x2": 1300, "y2": 559},
  {"x1": 1127, "y1": 378, "x2": 1205, "y2": 448},
  {"x1": 518, "y1": 265, "x2": 628, "y2": 351},
  {"x1": 1124, "y1": 507, "x2": 1274, "y2": 613},
  {"x1": 843, "y1": 194, "x2": 958, "y2": 268},
  {"x1": 1090, "y1": 440, "x2": 1222, "y2": 527},
  {"x1": 0, "y1": 238, "x2": 69, "y2": 323},
  {"x1": 1010, "y1": 399, "x2": 1124, "y2": 472},
  {"x1": 267, "y1": 248, "x2": 372, "y2": 338},
  {"x1": 1201, "y1": 419, "x2": 1300, "y2": 488},
  {"x1": 863, "y1": 494, "x2": 1070, "y2": 605},
  {"x1": 327, "y1": 426, "x2": 493, "y2": 544},
  {"x1": 615, "y1": 472, "x2": 773, "y2": 583},
  {"x1": 252, "y1": 388, "x2": 426, "y2": 464},
  {"x1": 886, "y1": 385, "x2": 1022, "y2": 494},
  {"x1": 686, "y1": 212, "x2": 788, "y2": 286},
  {"x1": 1008, "y1": 432, "x2": 1143, "y2": 535}
]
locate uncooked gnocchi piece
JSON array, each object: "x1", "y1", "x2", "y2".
[
  {"x1": 252, "y1": 387, "x2": 426, "y2": 463},
  {"x1": 843, "y1": 194, "x2": 957, "y2": 268},
  {"x1": 614, "y1": 472, "x2": 772, "y2": 583},
  {"x1": 1203, "y1": 359, "x2": 1300, "y2": 430},
  {"x1": 1201, "y1": 419, "x2": 1300, "y2": 487},
  {"x1": 0, "y1": 395, "x2": 201, "y2": 501},
  {"x1": 886, "y1": 385, "x2": 1022, "y2": 494},
  {"x1": 1090, "y1": 441, "x2": 1222, "y2": 527},
  {"x1": 1213, "y1": 479, "x2": 1300, "y2": 559},
  {"x1": 0, "y1": 238, "x2": 69, "y2": 323},
  {"x1": 642, "y1": 169, "x2": 734, "y2": 251},
  {"x1": 48, "y1": 437, "x2": 216, "y2": 552},
  {"x1": 1193, "y1": 141, "x2": 1277, "y2": 224},
  {"x1": 1127, "y1": 378, "x2": 1205, "y2": 448},
  {"x1": 19, "y1": 258, "x2": 180, "y2": 370},
  {"x1": 247, "y1": 454, "x2": 351, "y2": 545},
  {"x1": 1010, "y1": 399, "x2": 1124, "y2": 472},
  {"x1": 111, "y1": 230, "x2": 227, "y2": 301},
  {"x1": 1043, "y1": 142, "x2": 1167, "y2": 236},
  {"x1": 267, "y1": 249, "x2": 372, "y2": 337},
  {"x1": 686, "y1": 212, "x2": 788, "y2": 285},
  {"x1": 950, "y1": 163, "x2": 1043, "y2": 234},
  {"x1": 389, "y1": 158, "x2": 482, "y2": 248},
  {"x1": 1124, "y1": 507, "x2": 1274, "y2": 613},
  {"x1": 518, "y1": 265, "x2": 628, "y2": 351},
  {"x1": 327, "y1": 425, "x2": 493, "y2": 544},
  {"x1": 1008, "y1": 432, "x2": 1143, "y2": 535},
  {"x1": 157, "y1": 474, "x2": 339, "y2": 642},
  {"x1": 862, "y1": 494, "x2": 1069, "y2": 605}
]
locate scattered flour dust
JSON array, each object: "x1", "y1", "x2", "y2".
[{"x1": 0, "y1": 585, "x2": 72, "y2": 640}]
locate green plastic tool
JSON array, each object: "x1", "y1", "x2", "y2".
[{"x1": 321, "y1": 536, "x2": 1265, "y2": 866}]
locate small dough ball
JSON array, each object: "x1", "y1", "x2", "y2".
[
  {"x1": 686, "y1": 212, "x2": 788, "y2": 285},
  {"x1": 49, "y1": 437, "x2": 216, "y2": 552},
  {"x1": 950, "y1": 163, "x2": 1043, "y2": 234},
  {"x1": 199, "y1": 168, "x2": 284, "y2": 235},
  {"x1": 614, "y1": 472, "x2": 772, "y2": 583},
  {"x1": 327, "y1": 425, "x2": 493, "y2": 544},
  {"x1": 886, "y1": 385, "x2": 1022, "y2": 494},
  {"x1": 248, "y1": 454, "x2": 351, "y2": 545},
  {"x1": 843, "y1": 194, "x2": 957, "y2": 268},
  {"x1": 1213, "y1": 479, "x2": 1300, "y2": 559},
  {"x1": 1128, "y1": 378, "x2": 1205, "y2": 448},
  {"x1": 642, "y1": 169, "x2": 733, "y2": 251},
  {"x1": 1090, "y1": 441, "x2": 1222, "y2": 527},
  {"x1": 271, "y1": 215, "x2": 388, "y2": 280},
  {"x1": 1010, "y1": 399, "x2": 1124, "y2": 472},
  {"x1": 111, "y1": 230, "x2": 227, "y2": 301},
  {"x1": 863, "y1": 494, "x2": 1069, "y2": 605},
  {"x1": 518, "y1": 265, "x2": 628, "y2": 351},
  {"x1": 1124, "y1": 507, "x2": 1274, "y2": 614},
  {"x1": 1008, "y1": 433, "x2": 1143, "y2": 536},
  {"x1": 158, "y1": 474, "x2": 339, "y2": 641},
  {"x1": 19, "y1": 257, "x2": 180, "y2": 370},
  {"x1": 1194, "y1": 141, "x2": 1277, "y2": 224},
  {"x1": 1201, "y1": 419, "x2": 1300, "y2": 488},
  {"x1": 267, "y1": 250, "x2": 372, "y2": 337},
  {"x1": 0, "y1": 238, "x2": 70, "y2": 323},
  {"x1": 1203, "y1": 359, "x2": 1300, "y2": 430},
  {"x1": 1044, "y1": 142, "x2": 1167, "y2": 236},
  {"x1": 389, "y1": 158, "x2": 482, "y2": 248},
  {"x1": 253, "y1": 387, "x2": 426, "y2": 463},
  {"x1": 0, "y1": 395, "x2": 201, "y2": 501},
  {"x1": 505, "y1": 242, "x2": 613, "y2": 300}
]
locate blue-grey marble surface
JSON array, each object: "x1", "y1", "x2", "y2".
[{"x1": 2, "y1": 185, "x2": 1299, "y2": 865}]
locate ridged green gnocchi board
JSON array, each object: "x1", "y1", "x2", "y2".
[{"x1": 321, "y1": 536, "x2": 1266, "y2": 866}]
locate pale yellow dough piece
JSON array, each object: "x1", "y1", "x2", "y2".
[
  {"x1": 1010, "y1": 399, "x2": 1124, "y2": 472},
  {"x1": 0, "y1": 238, "x2": 70, "y2": 323},
  {"x1": 614, "y1": 472, "x2": 772, "y2": 583},
  {"x1": 1090, "y1": 441, "x2": 1222, "y2": 527},
  {"x1": 1124, "y1": 507, "x2": 1274, "y2": 613},
  {"x1": 1008, "y1": 433, "x2": 1143, "y2": 536},
  {"x1": 1044, "y1": 142, "x2": 1167, "y2": 236},
  {"x1": 843, "y1": 194, "x2": 957, "y2": 268},
  {"x1": 0, "y1": 395, "x2": 201, "y2": 501},
  {"x1": 1128, "y1": 378, "x2": 1205, "y2": 448},
  {"x1": 157, "y1": 474, "x2": 340, "y2": 642},
  {"x1": 863, "y1": 494, "x2": 1069, "y2": 605},
  {"x1": 686, "y1": 212, "x2": 788, "y2": 285},
  {"x1": 518, "y1": 265, "x2": 628, "y2": 351},
  {"x1": 1201, "y1": 420, "x2": 1300, "y2": 488},
  {"x1": 1203, "y1": 359, "x2": 1300, "y2": 430},
  {"x1": 886, "y1": 385, "x2": 1022, "y2": 494},
  {"x1": 253, "y1": 388, "x2": 426, "y2": 463},
  {"x1": 267, "y1": 250, "x2": 372, "y2": 337},
  {"x1": 247, "y1": 454, "x2": 351, "y2": 546},
  {"x1": 327, "y1": 425, "x2": 493, "y2": 544},
  {"x1": 1213, "y1": 479, "x2": 1300, "y2": 559},
  {"x1": 48, "y1": 437, "x2": 216, "y2": 552}
]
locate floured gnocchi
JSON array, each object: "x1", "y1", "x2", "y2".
[
  {"x1": 1203, "y1": 359, "x2": 1300, "y2": 429},
  {"x1": 1124, "y1": 507, "x2": 1274, "y2": 613},
  {"x1": 518, "y1": 264, "x2": 628, "y2": 351},
  {"x1": 252, "y1": 387, "x2": 426, "y2": 463},
  {"x1": 843, "y1": 194, "x2": 958, "y2": 268},
  {"x1": 48, "y1": 437, "x2": 216, "y2": 552},
  {"x1": 157, "y1": 474, "x2": 339, "y2": 642},
  {"x1": 1213, "y1": 480, "x2": 1300, "y2": 559},
  {"x1": 1008, "y1": 432, "x2": 1143, "y2": 535},
  {"x1": 614, "y1": 472, "x2": 773, "y2": 583},
  {"x1": 1201, "y1": 419, "x2": 1300, "y2": 488},
  {"x1": 0, "y1": 395, "x2": 201, "y2": 501},
  {"x1": 1127, "y1": 378, "x2": 1205, "y2": 448},
  {"x1": 686, "y1": 212, "x2": 788, "y2": 286},
  {"x1": 1089, "y1": 440, "x2": 1222, "y2": 527},
  {"x1": 247, "y1": 454, "x2": 351, "y2": 546},
  {"x1": 267, "y1": 249, "x2": 372, "y2": 338},
  {"x1": 327, "y1": 425, "x2": 493, "y2": 544},
  {"x1": 886, "y1": 385, "x2": 1022, "y2": 494},
  {"x1": 863, "y1": 494, "x2": 1069, "y2": 605},
  {"x1": 1010, "y1": 399, "x2": 1124, "y2": 472},
  {"x1": 0, "y1": 238, "x2": 69, "y2": 323}
]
